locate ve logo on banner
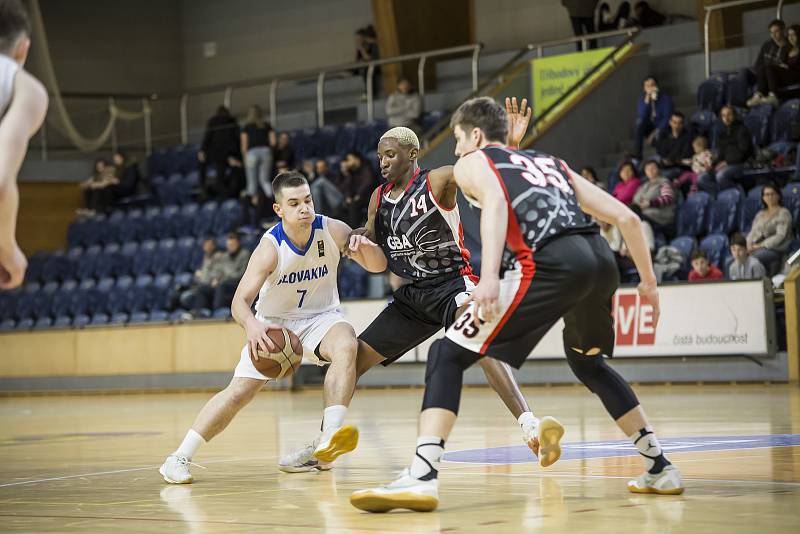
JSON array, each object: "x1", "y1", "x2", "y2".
[{"x1": 614, "y1": 292, "x2": 655, "y2": 346}]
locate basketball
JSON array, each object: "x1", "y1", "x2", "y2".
[{"x1": 251, "y1": 328, "x2": 303, "y2": 379}]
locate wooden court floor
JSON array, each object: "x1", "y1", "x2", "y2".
[{"x1": 0, "y1": 383, "x2": 799, "y2": 533}]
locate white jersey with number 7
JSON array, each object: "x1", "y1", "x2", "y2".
[{"x1": 255, "y1": 214, "x2": 341, "y2": 321}]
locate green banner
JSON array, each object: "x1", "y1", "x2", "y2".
[{"x1": 531, "y1": 47, "x2": 614, "y2": 116}]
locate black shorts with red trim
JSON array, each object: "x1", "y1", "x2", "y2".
[
  {"x1": 358, "y1": 273, "x2": 476, "y2": 365},
  {"x1": 446, "y1": 233, "x2": 619, "y2": 368}
]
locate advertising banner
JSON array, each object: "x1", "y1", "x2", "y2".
[{"x1": 531, "y1": 47, "x2": 614, "y2": 116}]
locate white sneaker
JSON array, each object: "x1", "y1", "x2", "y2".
[
  {"x1": 278, "y1": 441, "x2": 333, "y2": 473},
  {"x1": 350, "y1": 469, "x2": 439, "y2": 513},
  {"x1": 312, "y1": 425, "x2": 359, "y2": 464},
  {"x1": 627, "y1": 464, "x2": 685, "y2": 495},
  {"x1": 522, "y1": 416, "x2": 564, "y2": 467},
  {"x1": 159, "y1": 454, "x2": 203, "y2": 484}
]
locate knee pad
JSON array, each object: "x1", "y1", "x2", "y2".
[
  {"x1": 421, "y1": 338, "x2": 480, "y2": 414},
  {"x1": 565, "y1": 347, "x2": 639, "y2": 420}
]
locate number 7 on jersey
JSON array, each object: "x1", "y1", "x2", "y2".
[{"x1": 296, "y1": 289, "x2": 307, "y2": 308}]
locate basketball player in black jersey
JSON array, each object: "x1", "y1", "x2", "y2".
[{"x1": 350, "y1": 97, "x2": 683, "y2": 513}]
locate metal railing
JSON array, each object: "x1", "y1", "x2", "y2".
[{"x1": 704, "y1": 0, "x2": 786, "y2": 78}]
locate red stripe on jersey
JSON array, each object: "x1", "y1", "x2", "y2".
[
  {"x1": 426, "y1": 172, "x2": 457, "y2": 212},
  {"x1": 387, "y1": 167, "x2": 421, "y2": 198}
]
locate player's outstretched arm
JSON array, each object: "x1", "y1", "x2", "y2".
[
  {"x1": 453, "y1": 152, "x2": 508, "y2": 324},
  {"x1": 329, "y1": 217, "x2": 387, "y2": 273},
  {"x1": 231, "y1": 237, "x2": 280, "y2": 357},
  {"x1": 567, "y1": 166, "x2": 660, "y2": 327},
  {"x1": 0, "y1": 71, "x2": 48, "y2": 289}
]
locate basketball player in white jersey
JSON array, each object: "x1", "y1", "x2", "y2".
[
  {"x1": 0, "y1": 0, "x2": 49, "y2": 289},
  {"x1": 159, "y1": 172, "x2": 387, "y2": 484}
]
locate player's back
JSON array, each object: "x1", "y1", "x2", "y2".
[
  {"x1": 255, "y1": 214, "x2": 341, "y2": 320},
  {"x1": 0, "y1": 54, "x2": 19, "y2": 120},
  {"x1": 478, "y1": 145, "x2": 597, "y2": 268}
]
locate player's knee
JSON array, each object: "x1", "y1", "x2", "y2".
[
  {"x1": 565, "y1": 347, "x2": 604, "y2": 389},
  {"x1": 226, "y1": 380, "x2": 261, "y2": 406},
  {"x1": 322, "y1": 336, "x2": 358, "y2": 366}
]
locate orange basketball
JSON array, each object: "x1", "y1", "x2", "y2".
[{"x1": 251, "y1": 328, "x2": 303, "y2": 379}]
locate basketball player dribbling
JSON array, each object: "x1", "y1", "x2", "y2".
[
  {"x1": 159, "y1": 172, "x2": 387, "y2": 483},
  {"x1": 351, "y1": 97, "x2": 683, "y2": 513},
  {"x1": 0, "y1": 0, "x2": 49, "y2": 289},
  {"x1": 280, "y1": 98, "x2": 565, "y2": 472}
]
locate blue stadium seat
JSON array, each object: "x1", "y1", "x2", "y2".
[
  {"x1": 131, "y1": 240, "x2": 157, "y2": 276},
  {"x1": 676, "y1": 192, "x2": 711, "y2": 237},
  {"x1": 53, "y1": 315, "x2": 72, "y2": 328},
  {"x1": 212, "y1": 307, "x2": 231, "y2": 319},
  {"x1": 335, "y1": 122, "x2": 358, "y2": 154},
  {"x1": 67, "y1": 218, "x2": 89, "y2": 248},
  {"x1": 318, "y1": 125, "x2": 338, "y2": 156},
  {"x1": 700, "y1": 233, "x2": 730, "y2": 268},
  {"x1": 0, "y1": 318, "x2": 15, "y2": 331},
  {"x1": 129, "y1": 311, "x2": 149, "y2": 323},
  {"x1": 75, "y1": 244, "x2": 100, "y2": 280},
  {"x1": 24, "y1": 253, "x2": 47, "y2": 283},
  {"x1": 107, "y1": 276, "x2": 134, "y2": 314},
  {"x1": 173, "y1": 272, "x2": 194, "y2": 289},
  {"x1": 149, "y1": 310, "x2": 169, "y2": 322},
  {"x1": 743, "y1": 105, "x2": 772, "y2": 148},
  {"x1": 739, "y1": 196, "x2": 763, "y2": 235},
  {"x1": 33, "y1": 317, "x2": 53, "y2": 330},
  {"x1": 15, "y1": 282, "x2": 41, "y2": 320},
  {"x1": 170, "y1": 309, "x2": 190, "y2": 322},
  {"x1": 782, "y1": 182, "x2": 800, "y2": 230},
  {"x1": 213, "y1": 199, "x2": 242, "y2": 235},
  {"x1": 772, "y1": 99, "x2": 800, "y2": 142},
  {"x1": 697, "y1": 73, "x2": 727, "y2": 112},
  {"x1": 669, "y1": 236, "x2": 695, "y2": 273},
  {"x1": 109, "y1": 312, "x2": 129, "y2": 325},
  {"x1": 689, "y1": 110, "x2": 716, "y2": 138},
  {"x1": 420, "y1": 109, "x2": 445, "y2": 132},
  {"x1": 72, "y1": 314, "x2": 90, "y2": 328},
  {"x1": 41, "y1": 252, "x2": 75, "y2": 283},
  {"x1": 725, "y1": 70, "x2": 750, "y2": 108},
  {"x1": 151, "y1": 239, "x2": 177, "y2": 274},
  {"x1": 193, "y1": 201, "x2": 218, "y2": 236},
  {"x1": 94, "y1": 243, "x2": 121, "y2": 279},
  {"x1": 65, "y1": 278, "x2": 93, "y2": 317},
  {"x1": 152, "y1": 273, "x2": 174, "y2": 311},
  {"x1": 130, "y1": 274, "x2": 154, "y2": 312},
  {"x1": 707, "y1": 188, "x2": 742, "y2": 235},
  {"x1": 326, "y1": 155, "x2": 343, "y2": 180},
  {"x1": 175, "y1": 203, "x2": 198, "y2": 237},
  {"x1": 0, "y1": 289, "x2": 18, "y2": 321},
  {"x1": 16, "y1": 317, "x2": 34, "y2": 330},
  {"x1": 89, "y1": 313, "x2": 110, "y2": 326},
  {"x1": 174, "y1": 237, "x2": 197, "y2": 273}
]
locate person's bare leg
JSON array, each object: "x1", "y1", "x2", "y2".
[
  {"x1": 191, "y1": 377, "x2": 265, "y2": 440},
  {"x1": 478, "y1": 357, "x2": 529, "y2": 419},
  {"x1": 615, "y1": 405, "x2": 650, "y2": 436},
  {"x1": 418, "y1": 407, "x2": 458, "y2": 439},
  {"x1": 318, "y1": 322, "x2": 359, "y2": 408}
]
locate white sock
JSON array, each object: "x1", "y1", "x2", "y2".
[
  {"x1": 409, "y1": 436, "x2": 444, "y2": 481},
  {"x1": 517, "y1": 411, "x2": 537, "y2": 428},
  {"x1": 322, "y1": 405, "x2": 347, "y2": 432},
  {"x1": 174, "y1": 429, "x2": 206, "y2": 460},
  {"x1": 629, "y1": 426, "x2": 670, "y2": 474}
]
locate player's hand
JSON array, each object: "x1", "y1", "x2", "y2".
[
  {"x1": 505, "y1": 97, "x2": 532, "y2": 147},
  {"x1": 0, "y1": 243, "x2": 27, "y2": 290},
  {"x1": 637, "y1": 280, "x2": 660, "y2": 329},
  {"x1": 467, "y1": 276, "x2": 501, "y2": 326},
  {"x1": 245, "y1": 318, "x2": 279, "y2": 360},
  {"x1": 347, "y1": 233, "x2": 378, "y2": 256}
]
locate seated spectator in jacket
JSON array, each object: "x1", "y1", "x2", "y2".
[
  {"x1": 633, "y1": 1, "x2": 665, "y2": 27},
  {"x1": 179, "y1": 237, "x2": 223, "y2": 313},
  {"x1": 111, "y1": 151, "x2": 141, "y2": 199},
  {"x1": 306, "y1": 159, "x2": 344, "y2": 218},
  {"x1": 199, "y1": 106, "x2": 241, "y2": 199},
  {"x1": 633, "y1": 159, "x2": 676, "y2": 238},
  {"x1": 673, "y1": 135, "x2": 712, "y2": 196},
  {"x1": 579, "y1": 166, "x2": 604, "y2": 189},
  {"x1": 697, "y1": 106, "x2": 753, "y2": 195},
  {"x1": 654, "y1": 111, "x2": 693, "y2": 179},
  {"x1": 688, "y1": 250, "x2": 723, "y2": 282},
  {"x1": 339, "y1": 151, "x2": 376, "y2": 228},
  {"x1": 728, "y1": 232, "x2": 766, "y2": 280},
  {"x1": 634, "y1": 76, "x2": 673, "y2": 159},
  {"x1": 759, "y1": 24, "x2": 800, "y2": 107},
  {"x1": 386, "y1": 78, "x2": 422, "y2": 131},
  {"x1": 746, "y1": 19, "x2": 788, "y2": 108},
  {"x1": 79, "y1": 159, "x2": 118, "y2": 215},
  {"x1": 273, "y1": 132, "x2": 295, "y2": 174},
  {"x1": 611, "y1": 161, "x2": 641, "y2": 206},
  {"x1": 746, "y1": 183, "x2": 794, "y2": 275},
  {"x1": 211, "y1": 232, "x2": 251, "y2": 310}
]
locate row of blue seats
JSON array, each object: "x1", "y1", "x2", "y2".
[
  {"x1": 0, "y1": 308, "x2": 232, "y2": 332},
  {"x1": 67, "y1": 200, "x2": 244, "y2": 248},
  {"x1": 689, "y1": 102, "x2": 798, "y2": 151},
  {"x1": 675, "y1": 184, "x2": 800, "y2": 239},
  {"x1": 670, "y1": 233, "x2": 731, "y2": 274}
]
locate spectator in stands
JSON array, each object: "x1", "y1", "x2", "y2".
[
  {"x1": 355, "y1": 25, "x2": 380, "y2": 97},
  {"x1": 698, "y1": 106, "x2": 752, "y2": 194},
  {"x1": 561, "y1": 0, "x2": 598, "y2": 50},
  {"x1": 386, "y1": 78, "x2": 422, "y2": 131},
  {"x1": 746, "y1": 19, "x2": 788, "y2": 108},
  {"x1": 654, "y1": 111, "x2": 692, "y2": 179},
  {"x1": 199, "y1": 106, "x2": 242, "y2": 200},
  {"x1": 111, "y1": 151, "x2": 141, "y2": 199},
  {"x1": 633, "y1": 1, "x2": 665, "y2": 28},
  {"x1": 729, "y1": 232, "x2": 766, "y2": 280},
  {"x1": 673, "y1": 135, "x2": 712, "y2": 196},
  {"x1": 597, "y1": 2, "x2": 615, "y2": 31},
  {"x1": 79, "y1": 159, "x2": 118, "y2": 215},
  {"x1": 241, "y1": 105, "x2": 275, "y2": 201},
  {"x1": 579, "y1": 166, "x2": 604, "y2": 189},
  {"x1": 339, "y1": 151, "x2": 376, "y2": 228},
  {"x1": 761, "y1": 24, "x2": 800, "y2": 106},
  {"x1": 178, "y1": 236, "x2": 222, "y2": 313},
  {"x1": 306, "y1": 159, "x2": 344, "y2": 218},
  {"x1": 634, "y1": 76, "x2": 673, "y2": 160},
  {"x1": 273, "y1": 132, "x2": 295, "y2": 174},
  {"x1": 747, "y1": 183, "x2": 794, "y2": 275},
  {"x1": 211, "y1": 232, "x2": 251, "y2": 310},
  {"x1": 633, "y1": 159, "x2": 676, "y2": 238},
  {"x1": 688, "y1": 250, "x2": 723, "y2": 282},
  {"x1": 611, "y1": 161, "x2": 641, "y2": 206}
]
